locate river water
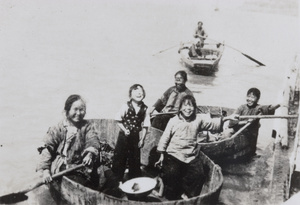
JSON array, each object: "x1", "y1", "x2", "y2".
[{"x1": 0, "y1": 0, "x2": 299, "y2": 204}]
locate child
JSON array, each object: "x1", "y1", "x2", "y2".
[
  {"x1": 155, "y1": 95, "x2": 238, "y2": 200},
  {"x1": 112, "y1": 84, "x2": 151, "y2": 182},
  {"x1": 224, "y1": 87, "x2": 281, "y2": 138}
]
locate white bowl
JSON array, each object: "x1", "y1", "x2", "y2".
[{"x1": 119, "y1": 177, "x2": 157, "y2": 196}]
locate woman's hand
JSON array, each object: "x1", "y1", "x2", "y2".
[
  {"x1": 43, "y1": 169, "x2": 52, "y2": 183},
  {"x1": 154, "y1": 154, "x2": 164, "y2": 168},
  {"x1": 83, "y1": 152, "x2": 93, "y2": 166}
]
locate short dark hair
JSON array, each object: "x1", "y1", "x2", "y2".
[
  {"x1": 175, "y1": 70, "x2": 188, "y2": 82},
  {"x1": 178, "y1": 95, "x2": 197, "y2": 120},
  {"x1": 64, "y1": 94, "x2": 85, "y2": 112},
  {"x1": 129, "y1": 84, "x2": 146, "y2": 99},
  {"x1": 247, "y1": 88, "x2": 261, "y2": 100}
]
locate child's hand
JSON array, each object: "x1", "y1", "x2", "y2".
[
  {"x1": 124, "y1": 129, "x2": 130, "y2": 136},
  {"x1": 138, "y1": 139, "x2": 144, "y2": 148},
  {"x1": 154, "y1": 154, "x2": 164, "y2": 168},
  {"x1": 228, "y1": 114, "x2": 239, "y2": 121}
]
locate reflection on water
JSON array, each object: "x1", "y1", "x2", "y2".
[{"x1": 0, "y1": 0, "x2": 299, "y2": 204}]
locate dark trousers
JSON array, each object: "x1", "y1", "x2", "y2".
[
  {"x1": 161, "y1": 154, "x2": 205, "y2": 200},
  {"x1": 112, "y1": 131, "x2": 141, "y2": 181}
]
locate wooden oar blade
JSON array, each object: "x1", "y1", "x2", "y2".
[
  {"x1": 0, "y1": 193, "x2": 28, "y2": 204},
  {"x1": 241, "y1": 53, "x2": 265, "y2": 66}
]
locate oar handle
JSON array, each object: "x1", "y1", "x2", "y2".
[
  {"x1": 23, "y1": 164, "x2": 85, "y2": 194},
  {"x1": 52, "y1": 164, "x2": 85, "y2": 179},
  {"x1": 238, "y1": 115, "x2": 298, "y2": 120},
  {"x1": 151, "y1": 112, "x2": 178, "y2": 117}
]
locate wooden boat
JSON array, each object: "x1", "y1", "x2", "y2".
[
  {"x1": 178, "y1": 41, "x2": 224, "y2": 75},
  {"x1": 196, "y1": 106, "x2": 258, "y2": 164},
  {"x1": 49, "y1": 119, "x2": 223, "y2": 205}
]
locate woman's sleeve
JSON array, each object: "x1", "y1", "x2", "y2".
[
  {"x1": 153, "y1": 87, "x2": 172, "y2": 112},
  {"x1": 159, "y1": 87, "x2": 173, "y2": 106},
  {"x1": 36, "y1": 127, "x2": 60, "y2": 171},
  {"x1": 83, "y1": 122, "x2": 100, "y2": 157}
]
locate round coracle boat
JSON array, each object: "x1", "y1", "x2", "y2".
[{"x1": 49, "y1": 118, "x2": 224, "y2": 205}]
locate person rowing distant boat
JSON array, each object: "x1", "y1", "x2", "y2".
[
  {"x1": 193, "y1": 21, "x2": 208, "y2": 48},
  {"x1": 149, "y1": 71, "x2": 193, "y2": 131}
]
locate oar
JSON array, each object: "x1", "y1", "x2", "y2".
[
  {"x1": 196, "y1": 35, "x2": 265, "y2": 66},
  {"x1": 151, "y1": 111, "x2": 178, "y2": 117},
  {"x1": 239, "y1": 115, "x2": 298, "y2": 120},
  {"x1": 0, "y1": 164, "x2": 85, "y2": 204},
  {"x1": 152, "y1": 44, "x2": 180, "y2": 56},
  {"x1": 152, "y1": 40, "x2": 196, "y2": 56}
]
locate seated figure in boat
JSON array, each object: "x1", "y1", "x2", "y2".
[
  {"x1": 193, "y1": 21, "x2": 208, "y2": 47},
  {"x1": 36, "y1": 94, "x2": 100, "y2": 189},
  {"x1": 188, "y1": 40, "x2": 203, "y2": 58},
  {"x1": 154, "y1": 95, "x2": 238, "y2": 200},
  {"x1": 223, "y1": 87, "x2": 281, "y2": 139},
  {"x1": 111, "y1": 84, "x2": 150, "y2": 182},
  {"x1": 150, "y1": 70, "x2": 193, "y2": 131}
]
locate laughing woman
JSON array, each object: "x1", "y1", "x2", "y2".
[
  {"x1": 36, "y1": 94, "x2": 100, "y2": 189},
  {"x1": 155, "y1": 95, "x2": 238, "y2": 200}
]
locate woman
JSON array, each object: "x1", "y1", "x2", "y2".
[
  {"x1": 155, "y1": 95, "x2": 237, "y2": 200},
  {"x1": 150, "y1": 70, "x2": 193, "y2": 131},
  {"x1": 36, "y1": 94, "x2": 100, "y2": 188}
]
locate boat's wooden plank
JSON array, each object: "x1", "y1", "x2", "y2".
[{"x1": 294, "y1": 114, "x2": 300, "y2": 172}]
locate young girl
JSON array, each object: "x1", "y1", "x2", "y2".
[
  {"x1": 112, "y1": 84, "x2": 151, "y2": 182},
  {"x1": 225, "y1": 87, "x2": 281, "y2": 138},
  {"x1": 155, "y1": 95, "x2": 237, "y2": 200}
]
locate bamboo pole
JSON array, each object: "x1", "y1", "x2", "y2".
[
  {"x1": 151, "y1": 112, "x2": 177, "y2": 117},
  {"x1": 239, "y1": 115, "x2": 298, "y2": 120}
]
